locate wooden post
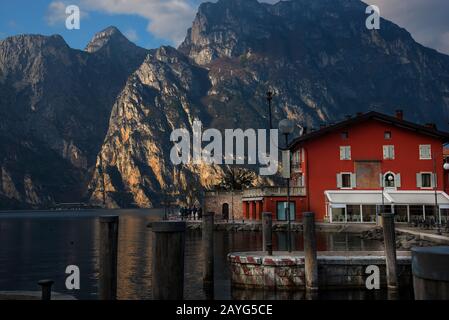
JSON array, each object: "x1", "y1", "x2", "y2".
[
  {"x1": 203, "y1": 212, "x2": 214, "y2": 286},
  {"x1": 38, "y1": 280, "x2": 54, "y2": 300},
  {"x1": 99, "y1": 216, "x2": 119, "y2": 300},
  {"x1": 262, "y1": 212, "x2": 273, "y2": 256},
  {"x1": 412, "y1": 246, "x2": 449, "y2": 300},
  {"x1": 303, "y1": 212, "x2": 318, "y2": 291},
  {"x1": 382, "y1": 213, "x2": 398, "y2": 290},
  {"x1": 152, "y1": 221, "x2": 186, "y2": 300}
]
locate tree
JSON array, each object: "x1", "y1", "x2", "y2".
[{"x1": 217, "y1": 166, "x2": 257, "y2": 191}]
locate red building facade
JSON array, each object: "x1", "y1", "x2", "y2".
[
  {"x1": 243, "y1": 111, "x2": 449, "y2": 223},
  {"x1": 290, "y1": 111, "x2": 449, "y2": 223}
]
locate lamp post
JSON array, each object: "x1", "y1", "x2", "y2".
[
  {"x1": 279, "y1": 119, "x2": 295, "y2": 253},
  {"x1": 267, "y1": 91, "x2": 274, "y2": 130}
]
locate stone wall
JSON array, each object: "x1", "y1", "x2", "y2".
[
  {"x1": 204, "y1": 191, "x2": 243, "y2": 220},
  {"x1": 229, "y1": 251, "x2": 412, "y2": 290}
]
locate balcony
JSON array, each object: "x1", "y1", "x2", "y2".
[{"x1": 243, "y1": 186, "x2": 306, "y2": 199}]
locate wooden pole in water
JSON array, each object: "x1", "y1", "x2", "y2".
[
  {"x1": 203, "y1": 212, "x2": 214, "y2": 286},
  {"x1": 412, "y1": 246, "x2": 449, "y2": 300},
  {"x1": 262, "y1": 212, "x2": 273, "y2": 255},
  {"x1": 151, "y1": 221, "x2": 186, "y2": 300},
  {"x1": 303, "y1": 212, "x2": 318, "y2": 291},
  {"x1": 382, "y1": 213, "x2": 399, "y2": 291},
  {"x1": 99, "y1": 216, "x2": 119, "y2": 300},
  {"x1": 38, "y1": 280, "x2": 54, "y2": 300}
]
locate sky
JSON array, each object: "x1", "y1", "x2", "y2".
[{"x1": 0, "y1": 0, "x2": 449, "y2": 55}]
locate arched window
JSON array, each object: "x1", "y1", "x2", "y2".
[{"x1": 383, "y1": 172, "x2": 401, "y2": 189}]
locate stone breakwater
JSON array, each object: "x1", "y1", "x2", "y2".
[
  {"x1": 359, "y1": 228, "x2": 438, "y2": 249},
  {"x1": 228, "y1": 251, "x2": 412, "y2": 290},
  {"x1": 185, "y1": 221, "x2": 376, "y2": 233}
]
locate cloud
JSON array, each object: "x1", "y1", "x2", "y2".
[
  {"x1": 78, "y1": 0, "x2": 201, "y2": 44},
  {"x1": 46, "y1": 1, "x2": 89, "y2": 27},
  {"x1": 364, "y1": 0, "x2": 449, "y2": 54},
  {"x1": 124, "y1": 28, "x2": 139, "y2": 42}
]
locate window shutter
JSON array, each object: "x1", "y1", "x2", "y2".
[
  {"x1": 383, "y1": 146, "x2": 387, "y2": 159},
  {"x1": 351, "y1": 174, "x2": 357, "y2": 188},
  {"x1": 396, "y1": 173, "x2": 401, "y2": 188},
  {"x1": 337, "y1": 174, "x2": 343, "y2": 188},
  {"x1": 416, "y1": 173, "x2": 422, "y2": 188},
  {"x1": 391, "y1": 146, "x2": 395, "y2": 159},
  {"x1": 379, "y1": 173, "x2": 384, "y2": 187},
  {"x1": 431, "y1": 173, "x2": 437, "y2": 188},
  {"x1": 347, "y1": 147, "x2": 351, "y2": 160}
]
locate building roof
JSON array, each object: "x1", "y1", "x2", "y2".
[{"x1": 289, "y1": 111, "x2": 449, "y2": 149}]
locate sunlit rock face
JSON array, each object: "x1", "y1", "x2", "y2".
[{"x1": 2, "y1": 0, "x2": 449, "y2": 209}]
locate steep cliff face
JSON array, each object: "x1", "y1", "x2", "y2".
[
  {"x1": 0, "y1": 28, "x2": 147, "y2": 208},
  {"x1": 88, "y1": 47, "x2": 223, "y2": 208}
]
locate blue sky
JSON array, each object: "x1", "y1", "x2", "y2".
[{"x1": 1, "y1": 0, "x2": 449, "y2": 54}]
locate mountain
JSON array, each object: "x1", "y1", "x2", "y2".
[
  {"x1": 0, "y1": 27, "x2": 147, "y2": 208},
  {"x1": 2, "y1": 0, "x2": 449, "y2": 209},
  {"x1": 89, "y1": 0, "x2": 449, "y2": 208}
]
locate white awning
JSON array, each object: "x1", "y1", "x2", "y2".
[
  {"x1": 325, "y1": 191, "x2": 390, "y2": 205},
  {"x1": 386, "y1": 191, "x2": 449, "y2": 205},
  {"x1": 325, "y1": 190, "x2": 449, "y2": 206}
]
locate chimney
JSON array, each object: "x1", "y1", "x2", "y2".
[
  {"x1": 301, "y1": 127, "x2": 308, "y2": 135},
  {"x1": 395, "y1": 110, "x2": 404, "y2": 120}
]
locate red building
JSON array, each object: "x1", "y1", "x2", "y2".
[{"x1": 243, "y1": 111, "x2": 449, "y2": 224}]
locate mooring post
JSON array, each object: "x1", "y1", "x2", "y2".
[
  {"x1": 382, "y1": 213, "x2": 399, "y2": 291},
  {"x1": 412, "y1": 246, "x2": 449, "y2": 300},
  {"x1": 262, "y1": 212, "x2": 273, "y2": 256},
  {"x1": 99, "y1": 215, "x2": 119, "y2": 300},
  {"x1": 203, "y1": 212, "x2": 215, "y2": 287},
  {"x1": 38, "y1": 279, "x2": 54, "y2": 300},
  {"x1": 151, "y1": 221, "x2": 186, "y2": 300},
  {"x1": 303, "y1": 212, "x2": 318, "y2": 291}
]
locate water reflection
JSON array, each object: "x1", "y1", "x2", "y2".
[{"x1": 0, "y1": 210, "x2": 397, "y2": 300}]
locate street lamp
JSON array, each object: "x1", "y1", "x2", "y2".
[
  {"x1": 279, "y1": 119, "x2": 295, "y2": 253},
  {"x1": 267, "y1": 91, "x2": 274, "y2": 130}
]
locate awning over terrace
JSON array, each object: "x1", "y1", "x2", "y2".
[{"x1": 325, "y1": 190, "x2": 449, "y2": 207}]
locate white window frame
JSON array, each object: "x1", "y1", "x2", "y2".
[
  {"x1": 381, "y1": 171, "x2": 401, "y2": 190},
  {"x1": 419, "y1": 145, "x2": 432, "y2": 160},
  {"x1": 337, "y1": 172, "x2": 357, "y2": 189},
  {"x1": 417, "y1": 172, "x2": 436, "y2": 189},
  {"x1": 340, "y1": 146, "x2": 351, "y2": 160},
  {"x1": 383, "y1": 145, "x2": 395, "y2": 160}
]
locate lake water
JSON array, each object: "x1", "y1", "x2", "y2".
[{"x1": 0, "y1": 209, "x2": 410, "y2": 300}]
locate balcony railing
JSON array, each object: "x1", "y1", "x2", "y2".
[{"x1": 243, "y1": 186, "x2": 306, "y2": 198}]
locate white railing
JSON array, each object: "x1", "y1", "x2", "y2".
[{"x1": 243, "y1": 186, "x2": 306, "y2": 198}]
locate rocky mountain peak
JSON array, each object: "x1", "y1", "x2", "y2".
[{"x1": 85, "y1": 26, "x2": 137, "y2": 53}]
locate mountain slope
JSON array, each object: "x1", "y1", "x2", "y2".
[{"x1": 0, "y1": 28, "x2": 147, "y2": 208}]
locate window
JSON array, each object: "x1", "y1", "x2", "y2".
[
  {"x1": 381, "y1": 172, "x2": 401, "y2": 189},
  {"x1": 277, "y1": 202, "x2": 296, "y2": 221},
  {"x1": 340, "y1": 146, "x2": 351, "y2": 160},
  {"x1": 384, "y1": 131, "x2": 392, "y2": 140},
  {"x1": 337, "y1": 173, "x2": 356, "y2": 189},
  {"x1": 292, "y1": 150, "x2": 301, "y2": 172},
  {"x1": 419, "y1": 145, "x2": 432, "y2": 160},
  {"x1": 341, "y1": 131, "x2": 349, "y2": 140},
  {"x1": 295, "y1": 174, "x2": 305, "y2": 187},
  {"x1": 383, "y1": 145, "x2": 395, "y2": 160},
  {"x1": 417, "y1": 172, "x2": 435, "y2": 189}
]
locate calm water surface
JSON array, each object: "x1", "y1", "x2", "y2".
[{"x1": 0, "y1": 210, "x2": 408, "y2": 300}]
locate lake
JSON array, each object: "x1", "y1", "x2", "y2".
[{"x1": 0, "y1": 209, "x2": 411, "y2": 300}]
